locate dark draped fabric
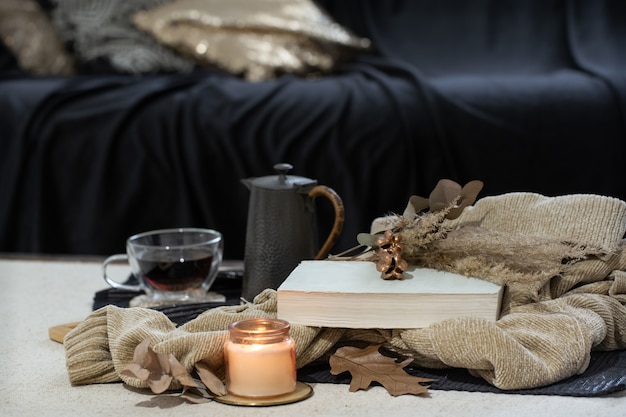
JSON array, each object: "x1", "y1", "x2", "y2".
[
  {"x1": 1, "y1": 0, "x2": 625, "y2": 257},
  {"x1": 319, "y1": 0, "x2": 626, "y2": 202}
]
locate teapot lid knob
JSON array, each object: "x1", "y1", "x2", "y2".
[
  {"x1": 274, "y1": 163, "x2": 293, "y2": 184},
  {"x1": 244, "y1": 163, "x2": 315, "y2": 190}
]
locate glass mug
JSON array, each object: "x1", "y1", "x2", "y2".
[{"x1": 103, "y1": 228, "x2": 224, "y2": 306}]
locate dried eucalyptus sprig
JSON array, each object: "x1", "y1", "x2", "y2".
[
  {"x1": 405, "y1": 179, "x2": 484, "y2": 220},
  {"x1": 120, "y1": 338, "x2": 226, "y2": 404},
  {"x1": 341, "y1": 180, "x2": 484, "y2": 279},
  {"x1": 360, "y1": 205, "x2": 452, "y2": 279}
]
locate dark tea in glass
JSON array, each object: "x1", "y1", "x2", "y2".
[
  {"x1": 103, "y1": 228, "x2": 223, "y2": 305},
  {"x1": 138, "y1": 252, "x2": 215, "y2": 291}
]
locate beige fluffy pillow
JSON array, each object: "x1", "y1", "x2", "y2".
[
  {"x1": 133, "y1": 0, "x2": 371, "y2": 81},
  {"x1": 0, "y1": 0, "x2": 74, "y2": 75}
]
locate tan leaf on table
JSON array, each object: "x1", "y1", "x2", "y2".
[
  {"x1": 168, "y1": 353, "x2": 198, "y2": 389},
  {"x1": 329, "y1": 344, "x2": 431, "y2": 397},
  {"x1": 195, "y1": 361, "x2": 227, "y2": 396}
]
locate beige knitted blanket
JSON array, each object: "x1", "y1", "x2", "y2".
[{"x1": 65, "y1": 193, "x2": 626, "y2": 391}]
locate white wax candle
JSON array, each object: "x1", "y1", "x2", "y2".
[{"x1": 225, "y1": 338, "x2": 296, "y2": 397}]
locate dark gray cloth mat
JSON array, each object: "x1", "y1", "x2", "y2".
[
  {"x1": 297, "y1": 349, "x2": 626, "y2": 397},
  {"x1": 93, "y1": 274, "x2": 626, "y2": 397}
]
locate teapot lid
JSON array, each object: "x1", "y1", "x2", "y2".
[{"x1": 249, "y1": 163, "x2": 317, "y2": 190}]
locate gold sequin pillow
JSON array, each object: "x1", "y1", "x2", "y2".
[{"x1": 133, "y1": 0, "x2": 371, "y2": 81}]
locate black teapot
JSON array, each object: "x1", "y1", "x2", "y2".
[{"x1": 241, "y1": 163, "x2": 344, "y2": 300}]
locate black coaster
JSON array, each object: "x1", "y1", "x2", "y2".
[{"x1": 92, "y1": 269, "x2": 244, "y2": 324}]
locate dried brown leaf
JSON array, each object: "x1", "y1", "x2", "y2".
[
  {"x1": 149, "y1": 348, "x2": 175, "y2": 394},
  {"x1": 329, "y1": 344, "x2": 431, "y2": 397},
  {"x1": 120, "y1": 338, "x2": 154, "y2": 381},
  {"x1": 407, "y1": 195, "x2": 430, "y2": 215},
  {"x1": 119, "y1": 363, "x2": 149, "y2": 380},
  {"x1": 119, "y1": 338, "x2": 227, "y2": 402},
  {"x1": 156, "y1": 351, "x2": 171, "y2": 374},
  {"x1": 447, "y1": 180, "x2": 484, "y2": 219},
  {"x1": 147, "y1": 373, "x2": 173, "y2": 394},
  {"x1": 119, "y1": 337, "x2": 175, "y2": 394},
  {"x1": 168, "y1": 354, "x2": 198, "y2": 389},
  {"x1": 195, "y1": 361, "x2": 227, "y2": 396},
  {"x1": 410, "y1": 179, "x2": 484, "y2": 219},
  {"x1": 429, "y1": 179, "x2": 462, "y2": 212},
  {"x1": 132, "y1": 338, "x2": 151, "y2": 364}
]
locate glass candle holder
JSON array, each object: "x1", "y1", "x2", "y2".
[{"x1": 224, "y1": 318, "x2": 297, "y2": 398}]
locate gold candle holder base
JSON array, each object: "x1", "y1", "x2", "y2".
[{"x1": 214, "y1": 381, "x2": 313, "y2": 407}]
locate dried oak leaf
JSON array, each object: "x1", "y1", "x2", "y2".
[{"x1": 329, "y1": 344, "x2": 431, "y2": 397}]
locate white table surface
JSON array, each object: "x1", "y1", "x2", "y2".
[{"x1": 1, "y1": 257, "x2": 624, "y2": 417}]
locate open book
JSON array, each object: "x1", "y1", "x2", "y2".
[{"x1": 277, "y1": 260, "x2": 503, "y2": 329}]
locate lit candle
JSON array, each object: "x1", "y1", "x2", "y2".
[{"x1": 224, "y1": 318, "x2": 297, "y2": 398}]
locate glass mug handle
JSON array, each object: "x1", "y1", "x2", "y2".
[{"x1": 102, "y1": 254, "x2": 142, "y2": 292}]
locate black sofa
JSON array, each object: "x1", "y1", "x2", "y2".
[{"x1": 1, "y1": 0, "x2": 625, "y2": 260}]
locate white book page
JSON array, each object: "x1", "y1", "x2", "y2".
[{"x1": 278, "y1": 261, "x2": 501, "y2": 294}]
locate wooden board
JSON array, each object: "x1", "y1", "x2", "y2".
[{"x1": 48, "y1": 322, "x2": 80, "y2": 343}]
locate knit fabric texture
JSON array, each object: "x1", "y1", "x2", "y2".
[{"x1": 64, "y1": 192, "x2": 626, "y2": 391}]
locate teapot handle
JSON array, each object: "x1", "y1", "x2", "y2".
[{"x1": 309, "y1": 185, "x2": 345, "y2": 260}]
